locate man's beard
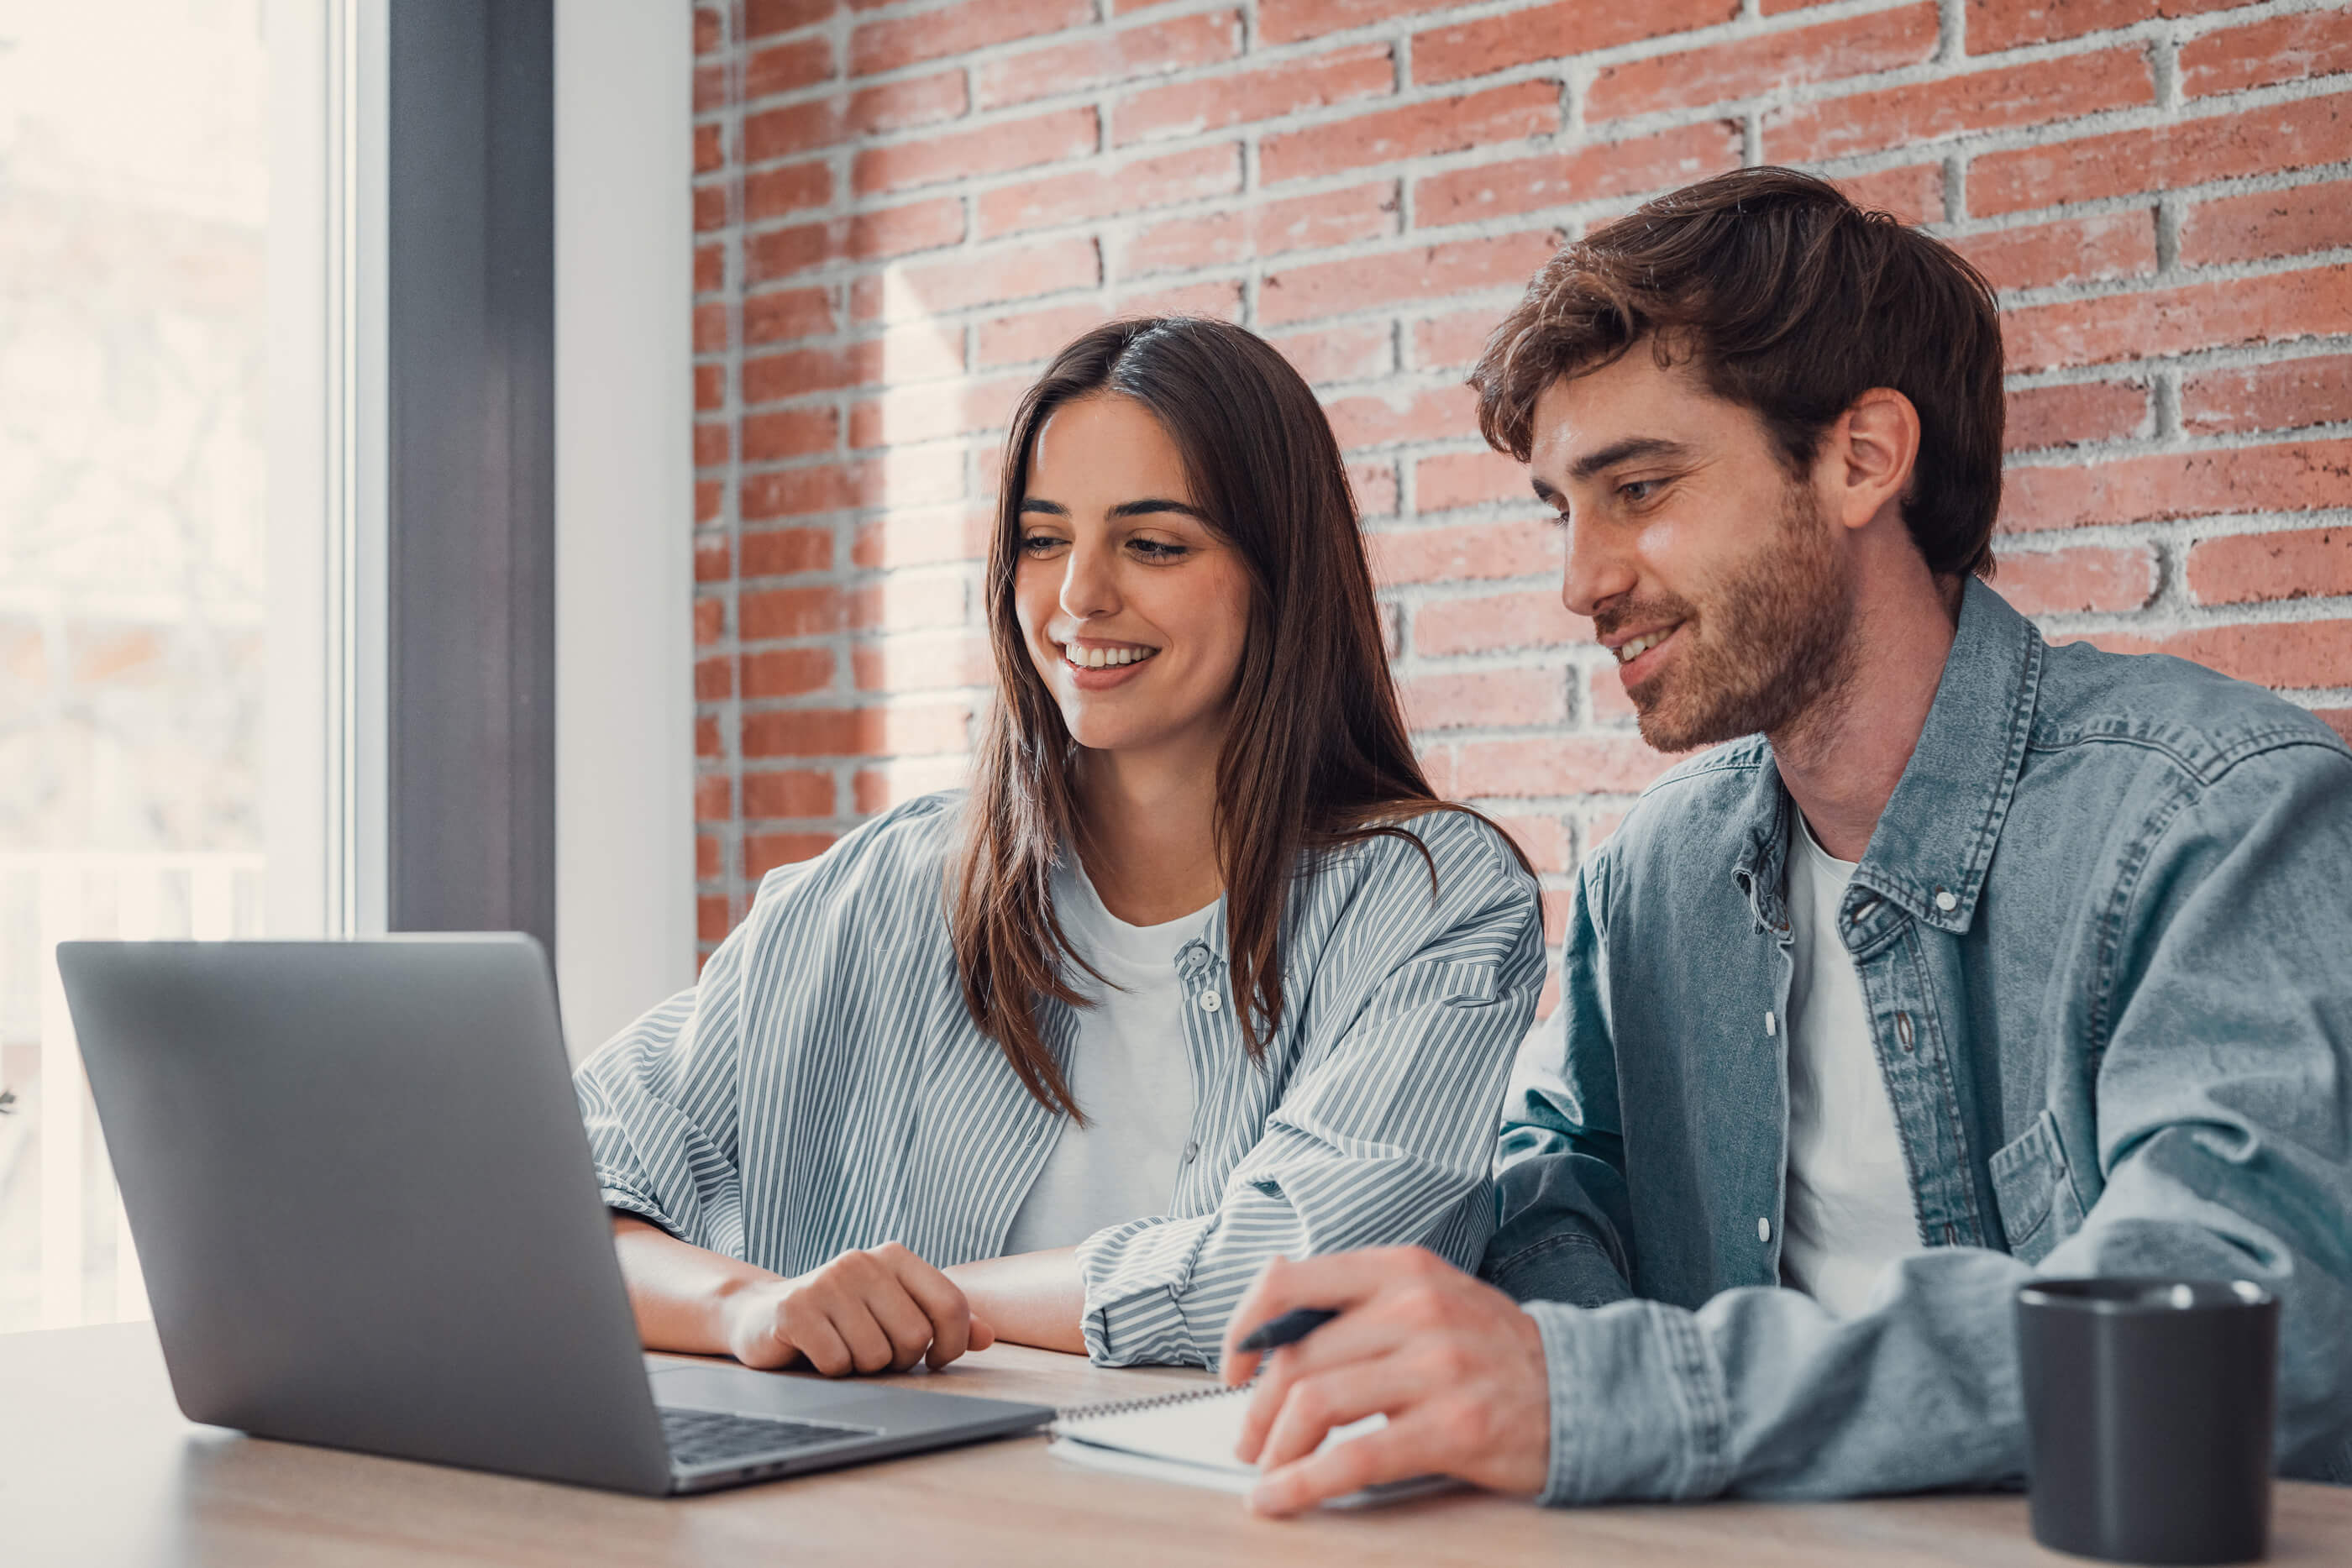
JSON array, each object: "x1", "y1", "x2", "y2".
[{"x1": 1606, "y1": 484, "x2": 1856, "y2": 754}]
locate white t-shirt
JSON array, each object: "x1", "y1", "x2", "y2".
[
  {"x1": 1778, "y1": 811, "x2": 1921, "y2": 1316},
  {"x1": 1000, "y1": 857, "x2": 1208, "y2": 1255}
]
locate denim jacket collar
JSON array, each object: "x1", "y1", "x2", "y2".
[{"x1": 1730, "y1": 577, "x2": 2045, "y2": 936}]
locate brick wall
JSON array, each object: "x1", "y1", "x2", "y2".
[{"x1": 689, "y1": 0, "x2": 2352, "y2": 989}]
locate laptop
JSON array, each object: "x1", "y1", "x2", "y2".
[{"x1": 56, "y1": 935, "x2": 1054, "y2": 1496}]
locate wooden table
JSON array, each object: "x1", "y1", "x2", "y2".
[{"x1": 4, "y1": 1323, "x2": 2347, "y2": 1565}]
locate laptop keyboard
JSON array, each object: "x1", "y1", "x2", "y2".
[{"x1": 660, "y1": 1406, "x2": 879, "y2": 1468}]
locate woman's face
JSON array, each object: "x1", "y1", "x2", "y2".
[{"x1": 1013, "y1": 393, "x2": 1252, "y2": 763}]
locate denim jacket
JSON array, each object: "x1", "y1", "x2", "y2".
[{"x1": 1486, "y1": 579, "x2": 2352, "y2": 1503}]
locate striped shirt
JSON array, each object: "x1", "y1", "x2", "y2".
[{"x1": 574, "y1": 790, "x2": 1542, "y2": 1369}]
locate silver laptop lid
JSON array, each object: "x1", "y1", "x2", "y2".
[{"x1": 58, "y1": 936, "x2": 675, "y2": 1495}]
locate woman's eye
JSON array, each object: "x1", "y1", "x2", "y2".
[
  {"x1": 1019, "y1": 533, "x2": 1068, "y2": 555},
  {"x1": 1129, "y1": 538, "x2": 1189, "y2": 561}
]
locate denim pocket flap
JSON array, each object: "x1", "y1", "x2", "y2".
[{"x1": 1988, "y1": 1108, "x2": 2086, "y2": 1265}]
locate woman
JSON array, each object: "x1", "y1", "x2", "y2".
[{"x1": 579, "y1": 317, "x2": 1541, "y2": 1376}]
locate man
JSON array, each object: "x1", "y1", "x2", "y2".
[{"x1": 1219, "y1": 166, "x2": 2352, "y2": 1513}]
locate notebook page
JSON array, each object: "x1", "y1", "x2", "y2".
[{"x1": 1052, "y1": 1386, "x2": 1387, "y2": 1478}]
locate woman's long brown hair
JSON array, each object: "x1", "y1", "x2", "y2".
[{"x1": 948, "y1": 317, "x2": 1526, "y2": 1120}]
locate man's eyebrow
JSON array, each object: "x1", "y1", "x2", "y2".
[
  {"x1": 1109, "y1": 496, "x2": 1211, "y2": 522},
  {"x1": 1567, "y1": 437, "x2": 1693, "y2": 483}
]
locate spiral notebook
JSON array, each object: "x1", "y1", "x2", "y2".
[{"x1": 1048, "y1": 1383, "x2": 1448, "y2": 1508}]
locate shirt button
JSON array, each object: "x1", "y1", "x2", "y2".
[
  {"x1": 1182, "y1": 1141, "x2": 1199, "y2": 1163},
  {"x1": 1197, "y1": 991, "x2": 1221, "y2": 1014},
  {"x1": 1935, "y1": 888, "x2": 1957, "y2": 912},
  {"x1": 1758, "y1": 1216, "x2": 1772, "y2": 1244},
  {"x1": 1763, "y1": 1009, "x2": 1777, "y2": 1037}
]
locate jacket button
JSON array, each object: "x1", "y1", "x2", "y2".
[
  {"x1": 1757, "y1": 1216, "x2": 1772, "y2": 1244},
  {"x1": 1935, "y1": 888, "x2": 1957, "y2": 912},
  {"x1": 1197, "y1": 991, "x2": 1221, "y2": 1014}
]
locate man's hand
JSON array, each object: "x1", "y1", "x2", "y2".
[
  {"x1": 721, "y1": 1242, "x2": 995, "y2": 1375},
  {"x1": 1219, "y1": 1247, "x2": 1551, "y2": 1515}
]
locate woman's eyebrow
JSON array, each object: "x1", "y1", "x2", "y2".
[
  {"x1": 1017, "y1": 497, "x2": 1068, "y2": 516},
  {"x1": 1109, "y1": 497, "x2": 1210, "y2": 522}
]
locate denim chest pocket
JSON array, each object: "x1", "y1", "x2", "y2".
[{"x1": 1989, "y1": 1109, "x2": 2088, "y2": 1265}]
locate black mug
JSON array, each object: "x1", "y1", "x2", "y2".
[{"x1": 2017, "y1": 1277, "x2": 2279, "y2": 1565}]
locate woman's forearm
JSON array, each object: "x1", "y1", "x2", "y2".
[
  {"x1": 944, "y1": 1247, "x2": 1087, "y2": 1355},
  {"x1": 610, "y1": 1212, "x2": 783, "y2": 1356}
]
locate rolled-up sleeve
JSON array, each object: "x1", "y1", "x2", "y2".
[{"x1": 1075, "y1": 821, "x2": 1546, "y2": 1366}]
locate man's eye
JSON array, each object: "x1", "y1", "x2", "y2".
[{"x1": 1619, "y1": 480, "x2": 1660, "y2": 504}]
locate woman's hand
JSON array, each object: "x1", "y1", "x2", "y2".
[{"x1": 720, "y1": 1242, "x2": 996, "y2": 1375}]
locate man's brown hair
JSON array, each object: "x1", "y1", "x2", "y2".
[{"x1": 1472, "y1": 165, "x2": 2006, "y2": 579}]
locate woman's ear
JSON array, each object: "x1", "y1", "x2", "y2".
[{"x1": 1827, "y1": 386, "x2": 1921, "y2": 534}]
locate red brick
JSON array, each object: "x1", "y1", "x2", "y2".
[
  {"x1": 1400, "y1": 668, "x2": 1567, "y2": 732},
  {"x1": 1413, "y1": 0, "x2": 1742, "y2": 88},
  {"x1": 1988, "y1": 543, "x2": 2156, "y2": 614},
  {"x1": 1414, "y1": 308, "x2": 1502, "y2": 373},
  {"x1": 849, "y1": 0, "x2": 1094, "y2": 77},
  {"x1": 2313, "y1": 708, "x2": 2352, "y2": 746},
  {"x1": 1124, "y1": 181, "x2": 1396, "y2": 275},
  {"x1": 853, "y1": 631, "x2": 997, "y2": 692},
  {"x1": 1258, "y1": 230, "x2": 1560, "y2": 327},
  {"x1": 850, "y1": 375, "x2": 1032, "y2": 448},
  {"x1": 2180, "y1": 181, "x2": 2352, "y2": 269},
  {"x1": 743, "y1": 703, "x2": 974, "y2": 758},
  {"x1": 698, "y1": 894, "x2": 733, "y2": 944},
  {"x1": 696, "y1": 480, "x2": 724, "y2": 524},
  {"x1": 976, "y1": 10, "x2": 1243, "y2": 110},
  {"x1": 743, "y1": 160, "x2": 832, "y2": 223},
  {"x1": 1268, "y1": 323, "x2": 1394, "y2": 385},
  {"x1": 738, "y1": 526, "x2": 834, "y2": 577},
  {"x1": 1416, "y1": 448, "x2": 1535, "y2": 512},
  {"x1": 696, "y1": 772, "x2": 732, "y2": 823},
  {"x1": 748, "y1": 200, "x2": 966, "y2": 283},
  {"x1": 1766, "y1": 48, "x2": 2152, "y2": 163},
  {"x1": 696, "y1": 421, "x2": 731, "y2": 468},
  {"x1": 695, "y1": 533, "x2": 732, "y2": 584},
  {"x1": 1112, "y1": 43, "x2": 1394, "y2": 146},
  {"x1": 746, "y1": 831, "x2": 838, "y2": 878},
  {"x1": 696, "y1": 653, "x2": 734, "y2": 700},
  {"x1": 2003, "y1": 264, "x2": 2352, "y2": 373},
  {"x1": 976, "y1": 302, "x2": 1116, "y2": 369},
  {"x1": 695, "y1": 123, "x2": 725, "y2": 176},
  {"x1": 742, "y1": 768, "x2": 836, "y2": 819},
  {"x1": 1589, "y1": 666, "x2": 1636, "y2": 720},
  {"x1": 1259, "y1": 0, "x2": 1432, "y2": 44},
  {"x1": 1326, "y1": 383, "x2": 1480, "y2": 451},
  {"x1": 695, "y1": 363, "x2": 725, "y2": 412},
  {"x1": 1446, "y1": 734, "x2": 1680, "y2": 798},
  {"x1": 1953, "y1": 210, "x2": 2158, "y2": 293},
  {"x1": 741, "y1": 584, "x2": 844, "y2": 640},
  {"x1": 2004, "y1": 380, "x2": 2150, "y2": 451},
  {"x1": 746, "y1": 0, "x2": 830, "y2": 40},
  {"x1": 848, "y1": 574, "x2": 969, "y2": 635},
  {"x1": 2086, "y1": 619, "x2": 2352, "y2": 690},
  {"x1": 1970, "y1": 94, "x2": 2352, "y2": 217},
  {"x1": 696, "y1": 6, "x2": 725, "y2": 56},
  {"x1": 741, "y1": 406, "x2": 838, "y2": 463},
  {"x1": 1414, "y1": 120, "x2": 1740, "y2": 227},
  {"x1": 2181, "y1": 11, "x2": 2352, "y2": 98},
  {"x1": 695, "y1": 302, "x2": 729, "y2": 354},
  {"x1": 1963, "y1": 0, "x2": 2176, "y2": 53},
  {"x1": 1494, "y1": 814, "x2": 1572, "y2": 874},
  {"x1": 743, "y1": 72, "x2": 971, "y2": 163},
  {"x1": 854, "y1": 108, "x2": 1099, "y2": 197},
  {"x1": 694, "y1": 597, "x2": 725, "y2": 646},
  {"x1": 2181, "y1": 355, "x2": 2352, "y2": 437},
  {"x1": 853, "y1": 508, "x2": 995, "y2": 570},
  {"x1": 1367, "y1": 517, "x2": 1561, "y2": 585},
  {"x1": 850, "y1": 237, "x2": 1100, "y2": 323},
  {"x1": 852, "y1": 756, "x2": 973, "y2": 814},
  {"x1": 696, "y1": 242, "x2": 725, "y2": 296},
  {"x1": 2185, "y1": 527, "x2": 2352, "y2": 607},
  {"x1": 696, "y1": 183, "x2": 730, "y2": 233},
  {"x1": 1414, "y1": 589, "x2": 1593, "y2": 657},
  {"x1": 1114, "y1": 276, "x2": 1247, "y2": 320},
  {"x1": 977, "y1": 145, "x2": 1242, "y2": 240},
  {"x1": 1587, "y1": 3, "x2": 1935, "y2": 121},
  {"x1": 745, "y1": 332, "x2": 964, "y2": 406},
  {"x1": 742, "y1": 647, "x2": 837, "y2": 699},
  {"x1": 2001, "y1": 439, "x2": 2352, "y2": 531},
  {"x1": 1835, "y1": 163, "x2": 1945, "y2": 225},
  {"x1": 1351, "y1": 459, "x2": 1401, "y2": 518},
  {"x1": 743, "y1": 286, "x2": 834, "y2": 346},
  {"x1": 743, "y1": 34, "x2": 833, "y2": 102},
  {"x1": 741, "y1": 448, "x2": 966, "y2": 518},
  {"x1": 1263, "y1": 81, "x2": 1558, "y2": 185}
]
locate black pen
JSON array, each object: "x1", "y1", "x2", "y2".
[{"x1": 1236, "y1": 1307, "x2": 1338, "y2": 1354}]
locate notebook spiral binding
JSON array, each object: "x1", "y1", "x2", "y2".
[{"x1": 1054, "y1": 1381, "x2": 1247, "y2": 1424}]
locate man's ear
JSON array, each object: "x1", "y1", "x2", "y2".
[{"x1": 1825, "y1": 387, "x2": 1921, "y2": 533}]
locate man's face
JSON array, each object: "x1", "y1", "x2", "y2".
[{"x1": 1529, "y1": 347, "x2": 1856, "y2": 753}]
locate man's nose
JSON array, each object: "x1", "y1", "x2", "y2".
[{"x1": 1560, "y1": 516, "x2": 1636, "y2": 621}]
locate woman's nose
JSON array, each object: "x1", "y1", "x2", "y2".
[{"x1": 1059, "y1": 541, "x2": 1121, "y2": 622}]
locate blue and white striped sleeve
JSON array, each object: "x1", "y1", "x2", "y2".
[{"x1": 1074, "y1": 818, "x2": 1546, "y2": 1367}]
